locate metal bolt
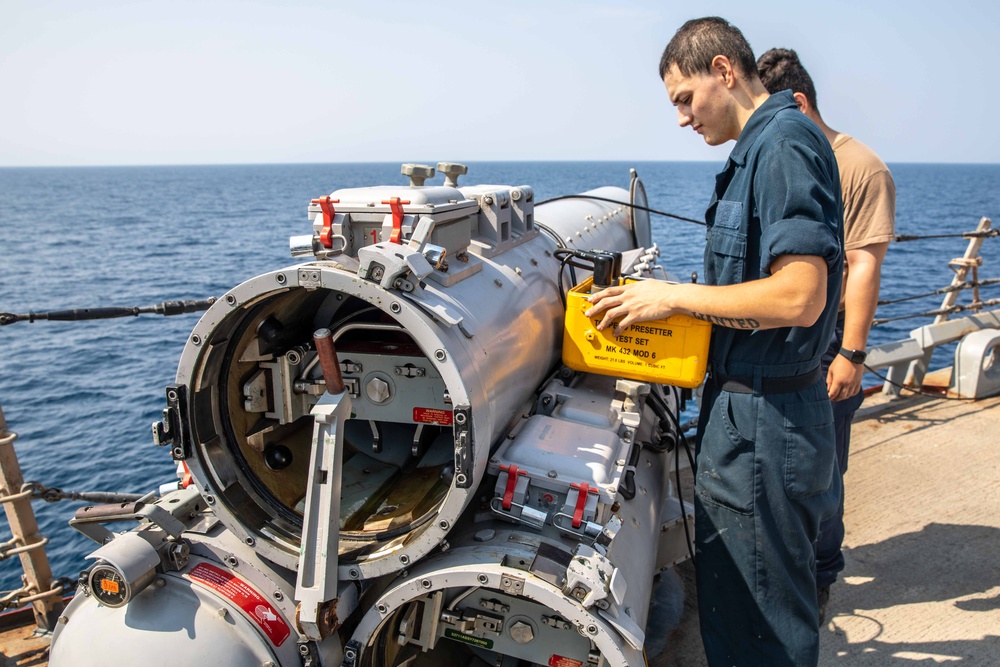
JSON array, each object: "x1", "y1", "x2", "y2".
[
  {"x1": 548, "y1": 470, "x2": 558, "y2": 479},
  {"x1": 454, "y1": 412, "x2": 466, "y2": 425},
  {"x1": 366, "y1": 377, "x2": 391, "y2": 403},
  {"x1": 509, "y1": 620, "x2": 535, "y2": 644},
  {"x1": 191, "y1": 334, "x2": 202, "y2": 346},
  {"x1": 587, "y1": 624, "x2": 598, "y2": 635},
  {"x1": 399, "y1": 554, "x2": 410, "y2": 565},
  {"x1": 218, "y1": 607, "x2": 229, "y2": 618},
  {"x1": 421, "y1": 579, "x2": 432, "y2": 589},
  {"x1": 226, "y1": 555, "x2": 239, "y2": 568},
  {"x1": 245, "y1": 536, "x2": 256, "y2": 547},
  {"x1": 298, "y1": 644, "x2": 310, "y2": 655},
  {"x1": 390, "y1": 302, "x2": 401, "y2": 313},
  {"x1": 155, "y1": 578, "x2": 165, "y2": 588},
  {"x1": 167, "y1": 389, "x2": 178, "y2": 401},
  {"x1": 226, "y1": 294, "x2": 237, "y2": 305},
  {"x1": 377, "y1": 603, "x2": 388, "y2": 614},
  {"x1": 273, "y1": 590, "x2": 284, "y2": 601},
  {"x1": 349, "y1": 569, "x2": 360, "y2": 579},
  {"x1": 478, "y1": 574, "x2": 489, "y2": 585},
  {"x1": 511, "y1": 189, "x2": 522, "y2": 201},
  {"x1": 276, "y1": 273, "x2": 287, "y2": 285},
  {"x1": 205, "y1": 495, "x2": 216, "y2": 505},
  {"x1": 439, "y1": 520, "x2": 450, "y2": 530},
  {"x1": 435, "y1": 349, "x2": 447, "y2": 361}
]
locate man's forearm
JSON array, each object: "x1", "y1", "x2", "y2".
[
  {"x1": 841, "y1": 243, "x2": 889, "y2": 351},
  {"x1": 585, "y1": 254, "x2": 830, "y2": 335}
]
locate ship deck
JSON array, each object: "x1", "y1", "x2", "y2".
[
  {"x1": 2, "y1": 391, "x2": 999, "y2": 666},
  {"x1": 652, "y1": 390, "x2": 1000, "y2": 667}
]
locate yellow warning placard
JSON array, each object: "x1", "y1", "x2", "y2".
[{"x1": 562, "y1": 278, "x2": 710, "y2": 388}]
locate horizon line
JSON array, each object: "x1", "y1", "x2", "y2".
[{"x1": 2, "y1": 158, "x2": 999, "y2": 170}]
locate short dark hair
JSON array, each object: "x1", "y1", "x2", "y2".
[
  {"x1": 756, "y1": 48, "x2": 818, "y2": 109},
  {"x1": 658, "y1": 17, "x2": 758, "y2": 81}
]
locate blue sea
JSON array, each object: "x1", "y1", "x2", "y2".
[{"x1": 1, "y1": 161, "x2": 998, "y2": 590}]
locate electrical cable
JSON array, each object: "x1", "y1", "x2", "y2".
[
  {"x1": 645, "y1": 385, "x2": 697, "y2": 568},
  {"x1": 536, "y1": 194, "x2": 706, "y2": 226},
  {"x1": 861, "y1": 365, "x2": 971, "y2": 401}
]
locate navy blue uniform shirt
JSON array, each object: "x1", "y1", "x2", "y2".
[{"x1": 704, "y1": 90, "x2": 844, "y2": 379}]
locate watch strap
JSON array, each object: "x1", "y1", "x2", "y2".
[{"x1": 838, "y1": 347, "x2": 867, "y2": 364}]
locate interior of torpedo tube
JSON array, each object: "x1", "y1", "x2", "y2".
[
  {"x1": 360, "y1": 591, "x2": 597, "y2": 667},
  {"x1": 190, "y1": 285, "x2": 456, "y2": 559}
]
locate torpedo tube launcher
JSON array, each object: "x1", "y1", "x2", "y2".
[{"x1": 49, "y1": 164, "x2": 697, "y2": 667}]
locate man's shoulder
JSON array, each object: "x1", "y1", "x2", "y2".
[
  {"x1": 833, "y1": 134, "x2": 890, "y2": 174},
  {"x1": 762, "y1": 108, "x2": 833, "y2": 157}
]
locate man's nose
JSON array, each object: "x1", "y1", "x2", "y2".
[{"x1": 677, "y1": 108, "x2": 692, "y2": 127}]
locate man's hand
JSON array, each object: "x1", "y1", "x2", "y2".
[
  {"x1": 827, "y1": 353, "x2": 863, "y2": 401},
  {"x1": 585, "y1": 280, "x2": 678, "y2": 336}
]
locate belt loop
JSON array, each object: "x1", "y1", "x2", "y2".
[{"x1": 752, "y1": 366, "x2": 763, "y2": 396}]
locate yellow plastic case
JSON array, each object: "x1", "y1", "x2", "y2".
[{"x1": 562, "y1": 278, "x2": 711, "y2": 388}]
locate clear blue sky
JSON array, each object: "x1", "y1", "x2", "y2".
[{"x1": 2, "y1": 0, "x2": 996, "y2": 166}]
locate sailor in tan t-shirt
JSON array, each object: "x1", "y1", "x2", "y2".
[{"x1": 757, "y1": 47, "x2": 896, "y2": 624}]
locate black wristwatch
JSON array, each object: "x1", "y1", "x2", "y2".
[{"x1": 838, "y1": 347, "x2": 867, "y2": 364}]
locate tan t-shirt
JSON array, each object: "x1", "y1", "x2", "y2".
[
  {"x1": 832, "y1": 134, "x2": 895, "y2": 250},
  {"x1": 832, "y1": 134, "x2": 895, "y2": 310}
]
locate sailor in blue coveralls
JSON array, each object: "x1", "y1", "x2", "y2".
[{"x1": 586, "y1": 17, "x2": 843, "y2": 667}]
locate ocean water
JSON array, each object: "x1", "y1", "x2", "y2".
[{"x1": 1, "y1": 161, "x2": 998, "y2": 590}]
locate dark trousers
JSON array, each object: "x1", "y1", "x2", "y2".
[
  {"x1": 694, "y1": 378, "x2": 839, "y2": 667},
  {"x1": 817, "y1": 324, "x2": 865, "y2": 588}
]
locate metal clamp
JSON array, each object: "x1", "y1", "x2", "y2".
[{"x1": 488, "y1": 497, "x2": 546, "y2": 530}]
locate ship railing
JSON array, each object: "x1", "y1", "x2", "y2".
[
  {"x1": 865, "y1": 216, "x2": 999, "y2": 398},
  {"x1": 0, "y1": 404, "x2": 65, "y2": 632},
  {"x1": 0, "y1": 403, "x2": 142, "y2": 633}
]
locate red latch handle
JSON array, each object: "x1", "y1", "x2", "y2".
[
  {"x1": 312, "y1": 196, "x2": 340, "y2": 248},
  {"x1": 381, "y1": 197, "x2": 410, "y2": 244},
  {"x1": 570, "y1": 482, "x2": 598, "y2": 528},
  {"x1": 499, "y1": 464, "x2": 526, "y2": 511}
]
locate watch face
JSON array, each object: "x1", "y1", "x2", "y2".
[{"x1": 841, "y1": 348, "x2": 866, "y2": 364}]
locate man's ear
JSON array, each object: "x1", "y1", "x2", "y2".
[
  {"x1": 792, "y1": 91, "x2": 810, "y2": 113},
  {"x1": 711, "y1": 55, "x2": 736, "y2": 88}
]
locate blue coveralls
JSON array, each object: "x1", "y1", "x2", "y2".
[{"x1": 694, "y1": 90, "x2": 844, "y2": 667}]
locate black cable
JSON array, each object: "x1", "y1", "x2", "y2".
[
  {"x1": 646, "y1": 385, "x2": 697, "y2": 568},
  {"x1": 537, "y1": 194, "x2": 706, "y2": 226},
  {"x1": 554, "y1": 249, "x2": 599, "y2": 308},
  {"x1": 533, "y1": 219, "x2": 568, "y2": 248},
  {"x1": 862, "y1": 365, "x2": 970, "y2": 401}
]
